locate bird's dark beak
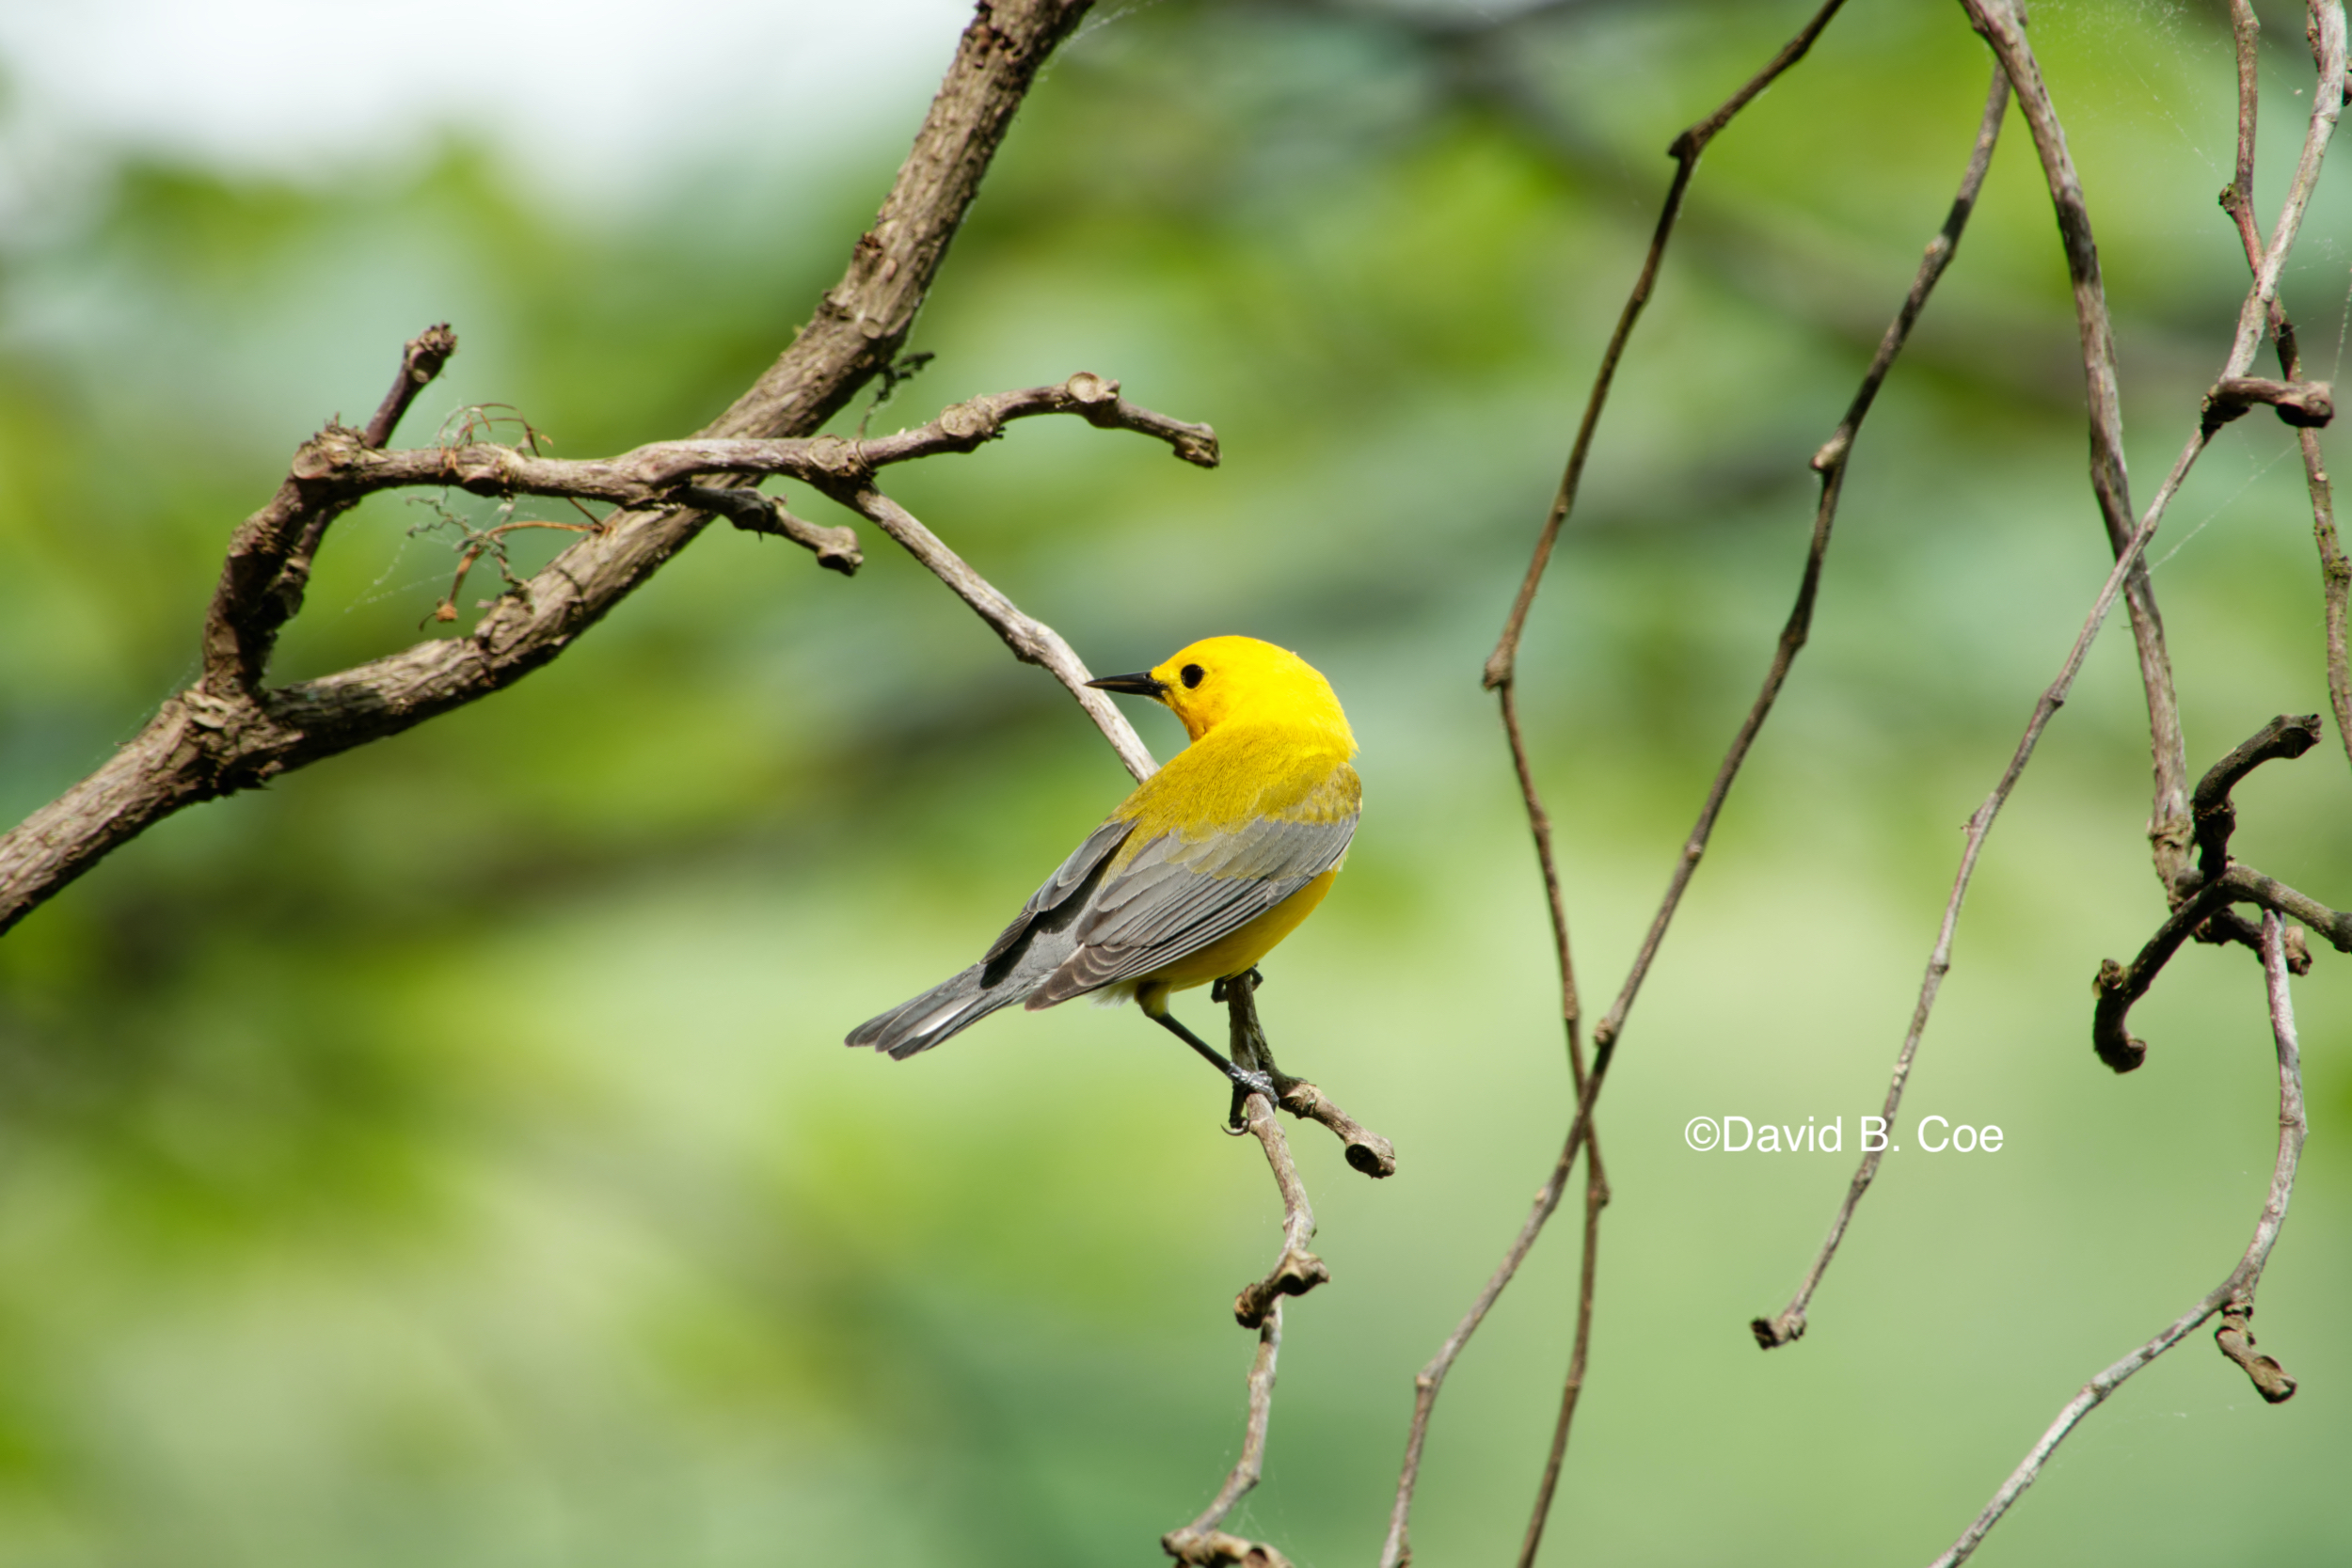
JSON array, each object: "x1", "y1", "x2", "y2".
[{"x1": 1087, "y1": 671, "x2": 1169, "y2": 699}]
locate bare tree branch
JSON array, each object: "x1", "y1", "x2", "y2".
[
  {"x1": 228, "y1": 374, "x2": 1216, "y2": 527},
  {"x1": 1925, "y1": 912, "x2": 2308, "y2": 1567},
  {"x1": 1480, "y1": 0, "x2": 1851, "y2": 694},
  {"x1": 0, "y1": 0, "x2": 1102, "y2": 939},
  {"x1": 1592, "y1": 56, "x2": 2010, "y2": 1070},
  {"x1": 1514, "y1": 1131, "x2": 1607, "y2": 1568}
]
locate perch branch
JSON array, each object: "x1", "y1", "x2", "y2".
[
  {"x1": 1155, "y1": 974, "x2": 1373, "y2": 1568},
  {"x1": 0, "y1": 0, "x2": 1101, "y2": 940},
  {"x1": 1757, "y1": 0, "x2": 2350, "y2": 1347},
  {"x1": 1387, "y1": 8, "x2": 1852, "y2": 1561},
  {"x1": 1230, "y1": 1091, "x2": 1329, "y2": 1331},
  {"x1": 1926, "y1": 913, "x2": 2307, "y2": 1567},
  {"x1": 1220, "y1": 969, "x2": 1396, "y2": 1177}
]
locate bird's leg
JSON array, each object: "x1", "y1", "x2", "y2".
[
  {"x1": 1149, "y1": 1006, "x2": 1277, "y2": 1115},
  {"x1": 1216, "y1": 969, "x2": 1306, "y2": 1118}
]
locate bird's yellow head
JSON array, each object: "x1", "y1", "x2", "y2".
[{"x1": 1089, "y1": 636, "x2": 1355, "y2": 749}]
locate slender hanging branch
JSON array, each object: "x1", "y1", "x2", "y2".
[
  {"x1": 1957, "y1": 0, "x2": 2191, "y2": 892},
  {"x1": 1756, "y1": 0, "x2": 2349, "y2": 1349},
  {"x1": 2217, "y1": 0, "x2": 2352, "y2": 771},
  {"x1": 1381, "y1": 6, "x2": 1852, "y2": 1564},
  {"x1": 1924, "y1": 912, "x2": 2309, "y2": 1567}
]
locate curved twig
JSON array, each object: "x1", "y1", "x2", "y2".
[
  {"x1": 1926, "y1": 913, "x2": 2308, "y2": 1566},
  {"x1": 2093, "y1": 861, "x2": 2352, "y2": 1070},
  {"x1": 1956, "y1": 0, "x2": 2190, "y2": 891}
]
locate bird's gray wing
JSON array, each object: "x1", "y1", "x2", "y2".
[
  {"x1": 980, "y1": 817, "x2": 1135, "y2": 967},
  {"x1": 845, "y1": 816, "x2": 1136, "y2": 1059},
  {"x1": 1024, "y1": 800, "x2": 1358, "y2": 1007}
]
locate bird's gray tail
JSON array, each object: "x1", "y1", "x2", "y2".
[
  {"x1": 846, "y1": 830, "x2": 1123, "y2": 1060},
  {"x1": 846, "y1": 963, "x2": 1029, "y2": 1060}
]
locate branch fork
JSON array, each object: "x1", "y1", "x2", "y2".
[{"x1": 2093, "y1": 713, "x2": 2350, "y2": 1072}]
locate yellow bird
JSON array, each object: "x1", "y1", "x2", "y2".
[{"x1": 847, "y1": 636, "x2": 1359, "y2": 1097}]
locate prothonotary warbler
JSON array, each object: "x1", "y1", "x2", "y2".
[{"x1": 847, "y1": 635, "x2": 1359, "y2": 1098}]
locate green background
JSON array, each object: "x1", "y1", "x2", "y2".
[{"x1": 2, "y1": 1, "x2": 2348, "y2": 1562}]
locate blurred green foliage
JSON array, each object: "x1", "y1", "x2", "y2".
[{"x1": 2, "y1": 1, "x2": 2350, "y2": 1563}]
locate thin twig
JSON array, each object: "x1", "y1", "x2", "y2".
[
  {"x1": 362, "y1": 323, "x2": 460, "y2": 451},
  {"x1": 1594, "y1": 57, "x2": 2011, "y2": 1067},
  {"x1": 1177, "y1": 1085, "x2": 1316, "y2": 1568},
  {"x1": 1481, "y1": 0, "x2": 1850, "y2": 692},
  {"x1": 1231, "y1": 1091, "x2": 1330, "y2": 1330},
  {"x1": 1502, "y1": 679, "x2": 1611, "y2": 1568},
  {"x1": 829, "y1": 484, "x2": 1156, "y2": 781},
  {"x1": 1925, "y1": 912, "x2": 2307, "y2": 1567},
  {"x1": 673, "y1": 484, "x2": 863, "y2": 574},
  {"x1": 424, "y1": 517, "x2": 604, "y2": 626},
  {"x1": 261, "y1": 323, "x2": 463, "y2": 646},
  {"x1": 1221, "y1": 969, "x2": 1397, "y2": 1177},
  {"x1": 2191, "y1": 713, "x2": 2326, "y2": 879},
  {"x1": 280, "y1": 373, "x2": 1218, "y2": 515},
  {"x1": 1758, "y1": 0, "x2": 2350, "y2": 1348},
  {"x1": 1385, "y1": 8, "x2": 1851, "y2": 1560},
  {"x1": 2221, "y1": 0, "x2": 2352, "y2": 773},
  {"x1": 1957, "y1": 0, "x2": 2191, "y2": 893},
  {"x1": 1161, "y1": 1304, "x2": 1292, "y2": 1568},
  {"x1": 1271, "y1": 1079, "x2": 1397, "y2": 1178},
  {"x1": 1514, "y1": 1134, "x2": 1607, "y2": 1568}
]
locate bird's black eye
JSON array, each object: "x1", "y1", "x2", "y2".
[{"x1": 1181, "y1": 663, "x2": 1205, "y2": 689}]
